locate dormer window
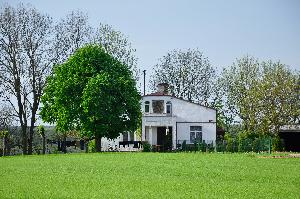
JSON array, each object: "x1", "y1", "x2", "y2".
[
  {"x1": 166, "y1": 101, "x2": 172, "y2": 114},
  {"x1": 145, "y1": 101, "x2": 150, "y2": 113}
]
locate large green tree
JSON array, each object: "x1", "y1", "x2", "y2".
[{"x1": 41, "y1": 45, "x2": 141, "y2": 151}]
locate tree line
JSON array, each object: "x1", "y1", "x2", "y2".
[
  {"x1": 0, "y1": 3, "x2": 299, "y2": 155},
  {"x1": 152, "y1": 52, "x2": 299, "y2": 145},
  {"x1": 0, "y1": 4, "x2": 138, "y2": 155}
]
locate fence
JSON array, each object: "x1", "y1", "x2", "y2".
[{"x1": 177, "y1": 137, "x2": 274, "y2": 153}]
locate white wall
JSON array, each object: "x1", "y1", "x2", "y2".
[
  {"x1": 142, "y1": 95, "x2": 217, "y2": 148},
  {"x1": 177, "y1": 122, "x2": 216, "y2": 144}
]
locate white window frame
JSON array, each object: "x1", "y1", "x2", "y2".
[{"x1": 190, "y1": 126, "x2": 202, "y2": 143}]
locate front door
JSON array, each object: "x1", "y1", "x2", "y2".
[{"x1": 157, "y1": 127, "x2": 172, "y2": 151}]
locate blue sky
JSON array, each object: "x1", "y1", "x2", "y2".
[{"x1": 4, "y1": 0, "x2": 300, "y2": 85}]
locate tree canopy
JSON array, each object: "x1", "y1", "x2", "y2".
[
  {"x1": 41, "y1": 45, "x2": 141, "y2": 151},
  {"x1": 218, "y1": 56, "x2": 299, "y2": 136},
  {"x1": 150, "y1": 49, "x2": 215, "y2": 105}
]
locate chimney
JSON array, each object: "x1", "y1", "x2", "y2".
[{"x1": 157, "y1": 83, "x2": 169, "y2": 94}]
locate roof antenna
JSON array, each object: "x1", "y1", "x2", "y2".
[{"x1": 143, "y1": 70, "x2": 146, "y2": 95}]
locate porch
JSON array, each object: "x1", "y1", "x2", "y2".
[{"x1": 143, "y1": 126, "x2": 175, "y2": 151}]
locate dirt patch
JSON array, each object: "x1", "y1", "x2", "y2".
[{"x1": 258, "y1": 154, "x2": 300, "y2": 159}]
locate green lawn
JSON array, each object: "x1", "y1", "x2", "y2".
[{"x1": 0, "y1": 153, "x2": 299, "y2": 199}]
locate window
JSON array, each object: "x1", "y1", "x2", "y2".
[
  {"x1": 166, "y1": 101, "x2": 172, "y2": 114},
  {"x1": 190, "y1": 126, "x2": 202, "y2": 143},
  {"x1": 152, "y1": 100, "x2": 164, "y2": 113},
  {"x1": 145, "y1": 101, "x2": 150, "y2": 113}
]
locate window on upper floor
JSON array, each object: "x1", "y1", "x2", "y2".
[
  {"x1": 190, "y1": 126, "x2": 202, "y2": 143},
  {"x1": 145, "y1": 101, "x2": 150, "y2": 113},
  {"x1": 166, "y1": 101, "x2": 172, "y2": 114},
  {"x1": 152, "y1": 100, "x2": 164, "y2": 113}
]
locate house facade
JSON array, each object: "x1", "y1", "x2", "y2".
[{"x1": 141, "y1": 84, "x2": 217, "y2": 150}]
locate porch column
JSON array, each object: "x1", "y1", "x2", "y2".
[
  {"x1": 149, "y1": 126, "x2": 153, "y2": 145},
  {"x1": 172, "y1": 126, "x2": 176, "y2": 149},
  {"x1": 141, "y1": 119, "x2": 145, "y2": 141}
]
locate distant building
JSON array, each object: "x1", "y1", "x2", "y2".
[{"x1": 140, "y1": 83, "x2": 217, "y2": 150}]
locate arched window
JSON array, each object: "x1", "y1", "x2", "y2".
[
  {"x1": 166, "y1": 101, "x2": 172, "y2": 114},
  {"x1": 145, "y1": 101, "x2": 150, "y2": 113}
]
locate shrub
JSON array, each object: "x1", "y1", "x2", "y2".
[
  {"x1": 142, "y1": 141, "x2": 151, "y2": 152},
  {"x1": 182, "y1": 140, "x2": 187, "y2": 151},
  {"x1": 272, "y1": 135, "x2": 283, "y2": 152},
  {"x1": 88, "y1": 140, "x2": 96, "y2": 153},
  {"x1": 224, "y1": 132, "x2": 234, "y2": 152}
]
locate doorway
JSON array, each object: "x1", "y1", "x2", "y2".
[
  {"x1": 157, "y1": 127, "x2": 172, "y2": 151},
  {"x1": 279, "y1": 131, "x2": 300, "y2": 152}
]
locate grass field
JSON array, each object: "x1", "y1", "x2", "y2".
[{"x1": 0, "y1": 152, "x2": 299, "y2": 198}]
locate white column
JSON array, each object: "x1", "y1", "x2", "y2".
[
  {"x1": 149, "y1": 126, "x2": 153, "y2": 145},
  {"x1": 172, "y1": 124, "x2": 176, "y2": 150},
  {"x1": 141, "y1": 119, "x2": 145, "y2": 141}
]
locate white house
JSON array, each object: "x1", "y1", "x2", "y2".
[
  {"x1": 141, "y1": 83, "x2": 217, "y2": 150},
  {"x1": 101, "y1": 83, "x2": 217, "y2": 151}
]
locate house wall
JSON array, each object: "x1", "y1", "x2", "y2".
[
  {"x1": 177, "y1": 122, "x2": 216, "y2": 144},
  {"x1": 142, "y1": 95, "x2": 217, "y2": 148},
  {"x1": 145, "y1": 126, "x2": 157, "y2": 145}
]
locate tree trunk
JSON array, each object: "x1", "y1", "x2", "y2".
[
  {"x1": 28, "y1": 127, "x2": 34, "y2": 155},
  {"x1": 85, "y1": 141, "x2": 89, "y2": 153},
  {"x1": 95, "y1": 134, "x2": 102, "y2": 152},
  {"x1": 42, "y1": 135, "x2": 46, "y2": 154},
  {"x1": 28, "y1": 106, "x2": 38, "y2": 155},
  {"x1": 21, "y1": 125, "x2": 28, "y2": 155},
  {"x1": 62, "y1": 135, "x2": 67, "y2": 153},
  {"x1": 2, "y1": 137, "x2": 5, "y2": 156}
]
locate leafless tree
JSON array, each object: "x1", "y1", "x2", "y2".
[
  {"x1": 0, "y1": 4, "x2": 53, "y2": 154},
  {"x1": 93, "y1": 24, "x2": 139, "y2": 81},
  {"x1": 0, "y1": 4, "x2": 141, "y2": 155},
  {"x1": 150, "y1": 49, "x2": 215, "y2": 105},
  {"x1": 53, "y1": 10, "x2": 92, "y2": 64}
]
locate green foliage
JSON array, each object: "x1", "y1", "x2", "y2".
[
  {"x1": 272, "y1": 135, "x2": 284, "y2": 152},
  {"x1": 41, "y1": 45, "x2": 141, "y2": 143},
  {"x1": 224, "y1": 132, "x2": 234, "y2": 152},
  {"x1": 88, "y1": 140, "x2": 96, "y2": 153},
  {"x1": 219, "y1": 56, "x2": 299, "y2": 138},
  {"x1": 142, "y1": 141, "x2": 151, "y2": 152},
  {"x1": 37, "y1": 125, "x2": 45, "y2": 137},
  {"x1": 0, "y1": 130, "x2": 8, "y2": 138}
]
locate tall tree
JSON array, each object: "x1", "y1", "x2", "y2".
[
  {"x1": 41, "y1": 45, "x2": 141, "y2": 152},
  {"x1": 150, "y1": 49, "x2": 215, "y2": 105},
  {"x1": 93, "y1": 24, "x2": 139, "y2": 81},
  {"x1": 219, "y1": 56, "x2": 260, "y2": 132},
  {"x1": 257, "y1": 61, "x2": 299, "y2": 135},
  {"x1": 219, "y1": 56, "x2": 299, "y2": 136},
  {"x1": 53, "y1": 10, "x2": 92, "y2": 64},
  {"x1": 0, "y1": 4, "x2": 53, "y2": 154}
]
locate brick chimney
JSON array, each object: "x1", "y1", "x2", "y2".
[{"x1": 157, "y1": 83, "x2": 169, "y2": 94}]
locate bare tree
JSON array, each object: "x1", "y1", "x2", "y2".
[
  {"x1": 150, "y1": 49, "x2": 215, "y2": 105},
  {"x1": 0, "y1": 4, "x2": 53, "y2": 154},
  {"x1": 93, "y1": 24, "x2": 139, "y2": 81},
  {"x1": 53, "y1": 10, "x2": 92, "y2": 64},
  {"x1": 0, "y1": 5, "x2": 141, "y2": 155}
]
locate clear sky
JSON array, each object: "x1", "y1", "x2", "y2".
[{"x1": 3, "y1": 0, "x2": 300, "y2": 87}]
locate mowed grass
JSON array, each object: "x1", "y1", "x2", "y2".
[{"x1": 0, "y1": 153, "x2": 299, "y2": 199}]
